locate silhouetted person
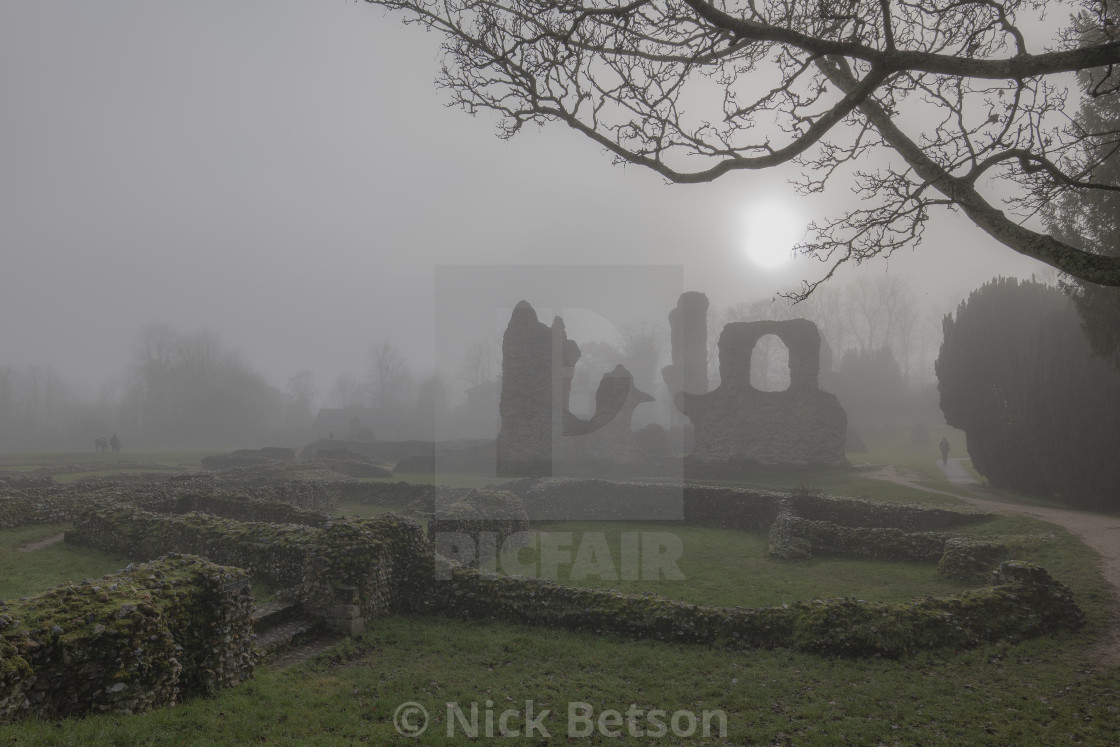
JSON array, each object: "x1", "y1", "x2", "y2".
[
  {"x1": 939, "y1": 437, "x2": 950, "y2": 466},
  {"x1": 109, "y1": 434, "x2": 121, "y2": 453}
]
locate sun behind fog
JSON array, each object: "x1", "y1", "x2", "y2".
[{"x1": 741, "y1": 199, "x2": 804, "y2": 268}]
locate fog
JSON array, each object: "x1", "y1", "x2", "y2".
[{"x1": 1, "y1": 1, "x2": 1053, "y2": 445}]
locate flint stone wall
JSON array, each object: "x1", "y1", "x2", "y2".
[
  {"x1": 428, "y1": 490, "x2": 530, "y2": 568},
  {"x1": 0, "y1": 554, "x2": 253, "y2": 722},
  {"x1": 0, "y1": 490, "x2": 87, "y2": 530},
  {"x1": 499, "y1": 479, "x2": 992, "y2": 570},
  {"x1": 0, "y1": 472, "x2": 54, "y2": 491},
  {"x1": 431, "y1": 560, "x2": 1083, "y2": 658},
  {"x1": 497, "y1": 301, "x2": 653, "y2": 476},
  {"x1": 680, "y1": 319, "x2": 848, "y2": 466},
  {"x1": 136, "y1": 492, "x2": 330, "y2": 528},
  {"x1": 499, "y1": 478, "x2": 988, "y2": 530},
  {"x1": 65, "y1": 507, "x2": 430, "y2": 622}
]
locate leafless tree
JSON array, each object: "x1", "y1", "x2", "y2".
[
  {"x1": 365, "y1": 0, "x2": 1120, "y2": 291},
  {"x1": 285, "y1": 370, "x2": 318, "y2": 428},
  {"x1": 842, "y1": 275, "x2": 921, "y2": 380},
  {"x1": 368, "y1": 342, "x2": 413, "y2": 409},
  {"x1": 457, "y1": 339, "x2": 500, "y2": 389},
  {"x1": 328, "y1": 373, "x2": 366, "y2": 409}
]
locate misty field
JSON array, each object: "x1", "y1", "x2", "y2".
[{"x1": 0, "y1": 441, "x2": 1117, "y2": 744}]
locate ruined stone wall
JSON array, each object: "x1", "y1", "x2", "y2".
[
  {"x1": 430, "y1": 560, "x2": 1083, "y2": 658},
  {"x1": 662, "y1": 291, "x2": 709, "y2": 396},
  {"x1": 497, "y1": 301, "x2": 559, "y2": 475},
  {"x1": 0, "y1": 555, "x2": 253, "y2": 721},
  {"x1": 66, "y1": 506, "x2": 318, "y2": 590},
  {"x1": 680, "y1": 319, "x2": 848, "y2": 466},
  {"x1": 323, "y1": 480, "x2": 434, "y2": 507},
  {"x1": 65, "y1": 506, "x2": 428, "y2": 624},
  {"x1": 428, "y1": 490, "x2": 530, "y2": 571},
  {"x1": 137, "y1": 492, "x2": 330, "y2": 527},
  {"x1": 0, "y1": 490, "x2": 87, "y2": 529},
  {"x1": 496, "y1": 300, "x2": 653, "y2": 476},
  {"x1": 499, "y1": 478, "x2": 989, "y2": 531}
]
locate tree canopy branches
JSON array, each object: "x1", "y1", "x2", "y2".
[{"x1": 365, "y1": 0, "x2": 1120, "y2": 290}]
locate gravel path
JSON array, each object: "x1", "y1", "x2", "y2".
[{"x1": 868, "y1": 458, "x2": 1120, "y2": 666}]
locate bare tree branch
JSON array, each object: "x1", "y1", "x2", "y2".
[{"x1": 365, "y1": 0, "x2": 1120, "y2": 288}]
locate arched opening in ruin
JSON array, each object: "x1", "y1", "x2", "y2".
[{"x1": 750, "y1": 334, "x2": 791, "y2": 392}]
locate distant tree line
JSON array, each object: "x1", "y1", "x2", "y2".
[
  {"x1": 937, "y1": 277, "x2": 1120, "y2": 510},
  {"x1": 0, "y1": 365, "x2": 75, "y2": 450},
  {"x1": 123, "y1": 325, "x2": 286, "y2": 443},
  {"x1": 0, "y1": 325, "x2": 319, "y2": 451}
]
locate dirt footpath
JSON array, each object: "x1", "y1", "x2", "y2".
[
  {"x1": 868, "y1": 458, "x2": 1120, "y2": 667},
  {"x1": 18, "y1": 532, "x2": 65, "y2": 552}
]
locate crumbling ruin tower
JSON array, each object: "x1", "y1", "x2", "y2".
[
  {"x1": 678, "y1": 318, "x2": 848, "y2": 466},
  {"x1": 661, "y1": 291, "x2": 709, "y2": 395},
  {"x1": 496, "y1": 300, "x2": 651, "y2": 476},
  {"x1": 497, "y1": 301, "x2": 562, "y2": 475}
]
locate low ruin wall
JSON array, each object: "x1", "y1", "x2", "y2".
[
  {"x1": 66, "y1": 506, "x2": 318, "y2": 590},
  {"x1": 430, "y1": 561, "x2": 1083, "y2": 658},
  {"x1": 0, "y1": 554, "x2": 253, "y2": 721},
  {"x1": 498, "y1": 479, "x2": 991, "y2": 532},
  {"x1": 138, "y1": 492, "x2": 330, "y2": 528},
  {"x1": 322, "y1": 480, "x2": 434, "y2": 507},
  {"x1": 0, "y1": 490, "x2": 88, "y2": 530},
  {"x1": 65, "y1": 506, "x2": 431, "y2": 625},
  {"x1": 786, "y1": 491, "x2": 990, "y2": 531}
]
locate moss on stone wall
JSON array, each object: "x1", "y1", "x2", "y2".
[
  {"x1": 430, "y1": 560, "x2": 1083, "y2": 658},
  {"x1": 66, "y1": 505, "x2": 319, "y2": 590},
  {"x1": 0, "y1": 554, "x2": 253, "y2": 721},
  {"x1": 428, "y1": 490, "x2": 530, "y2": 569},
  {"x1": 0, "y1": 490, "x2": 87, "y2": 529}
]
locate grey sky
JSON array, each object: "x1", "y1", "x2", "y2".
[{"x1": 1, "y1": 1, "x2": 1051, "y2": 398}]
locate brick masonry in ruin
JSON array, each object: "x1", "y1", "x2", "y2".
[
  {"x1": 672, "y1": 315, "x2": 848, "y2": 466},
  {"x1": 496, "y1": 301, "x2": 652, "y2": 475}
]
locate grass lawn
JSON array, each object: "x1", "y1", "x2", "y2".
[
  {"x1": 495, "y1": 521, "x2": 972, "y2": 607},
  {"x1": 1, "y1": 443, "x2": 1117, "y2": 744},
  {"x1": 0, "y1": 611, "x2": 1116, "y2": 745},
  {"x1": 0, "y1": 524, "x2": 131, "y2": 601}
]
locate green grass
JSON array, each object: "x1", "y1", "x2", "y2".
[
  {"x1": 0, "y1": 524, "x2": 132, "y2": 601},
  {"x1": 0, "y1": 611, "x2": 1116, "y2": 745},
  {"x1": 715, "y1": 469, "x2": 963, "y2": 506},
  {"x1": 850, "y1": 428, "x2": 969, "y2": 481},
  {"x1": 503, "y1": 521, "x2": 971, "y2": 607},
  {"x1": 0, "y1": 444, "x2": 1116, "y2": 743}
]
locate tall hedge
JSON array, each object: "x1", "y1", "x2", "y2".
[{"x1": 937, "y1": 277, "x2": 1120, "y2": 509}]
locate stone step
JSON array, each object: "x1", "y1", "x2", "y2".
[
  {"x1": 253, "y1": 612, "x2": 324, "y2": 659},
  {"x1": 250, "y1": 601, "x2": 300, "y2": 632}
]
